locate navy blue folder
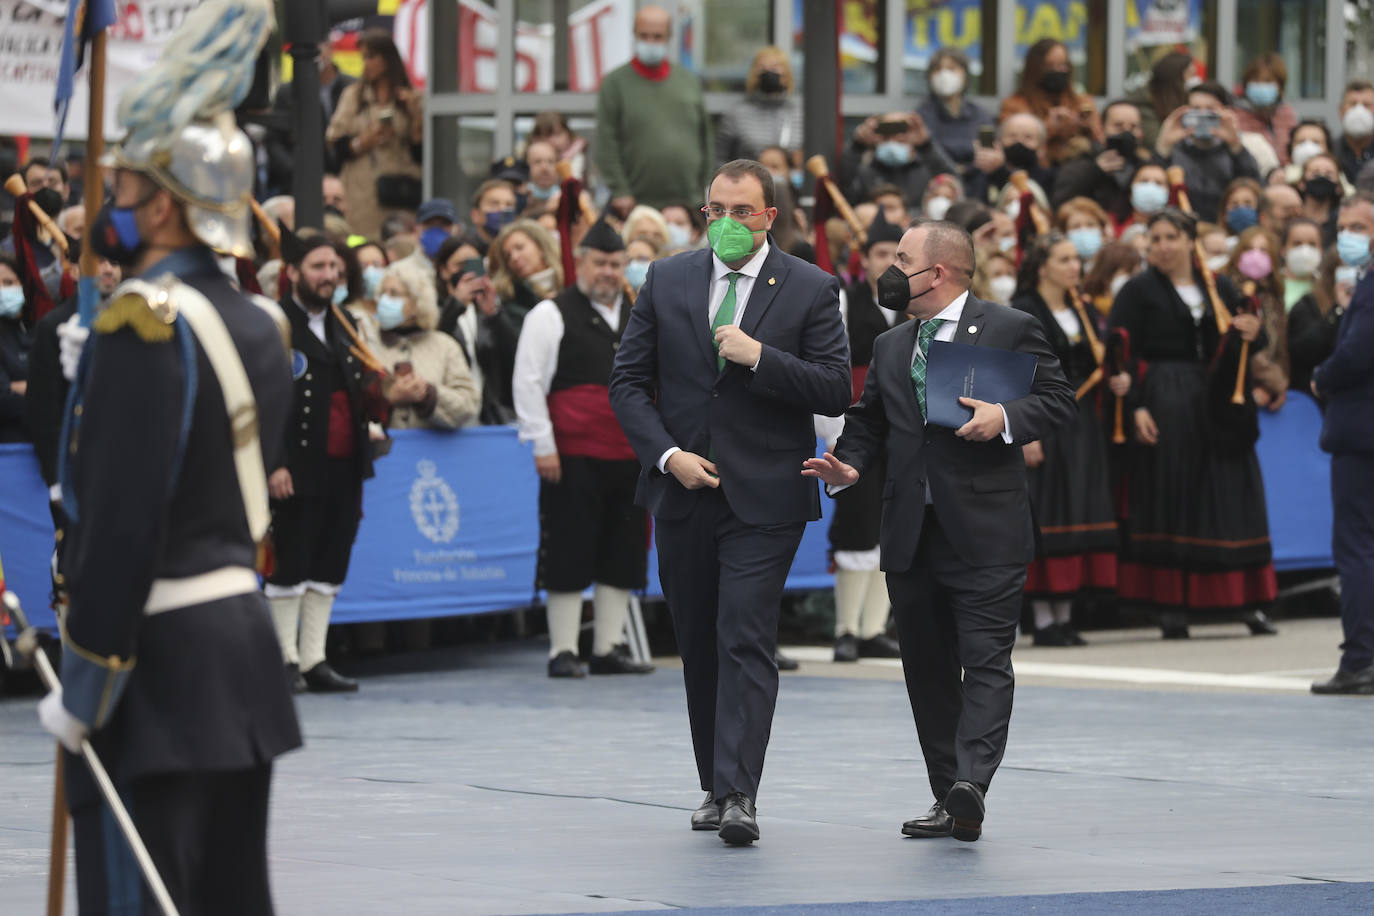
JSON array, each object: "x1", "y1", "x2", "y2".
[{"x1": 924, "y1": 340, "x2": 1038, "y2": 429}]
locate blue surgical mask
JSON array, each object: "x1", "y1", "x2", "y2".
[
  {"x1": 665, "y1": 222, "x2": 692, "y2": 250},
  {"x1": 1131, "y1": 181, "x2": 1168, "y2": 214},
  {"x1": 625, "y1": 259, "x2": 650, "y2": 290},
  {"x1": 1337, "y1": 230, "x2": 1372, "y2": 267},
  {"x1": 483, "y1": 209, "x2": 516, "y2": 236},
  {"x1": 529, "y1": 183, "x2": 557, "y2": 200},
  {"x1": 1068, "y1": 227, "x2": 1103, "y2": 260},
  {"x1": 635, "y1": 40, "x2": 667, "y2": 66},
  {"x1": 363, "y1": 264, "x2": 386, "y2": 300},
  {"x1": 790, "y1": 169, "x2": 804, "y2": 189},
  {"x1": 874, "y1": 141, "x2": 913, "y2": 167},
  {"x1": 0, "y1": 285, "x2": 23, "y2": 318},
  {"x1": 1245, "y1": 81, "x2": 1280, "y2": 108},
  {"x1": 332, "y1": 284, "x2": 349, "y2": 306},
  {"x1": 1225, "y1": 205, "x2": 1258, "y2": 234},
  {"x1": 376, "y1": 293, "x2": 407, "y2": 330},
  {"x1": 421, "y1": 226, "x2": 450, "y2": 259}
]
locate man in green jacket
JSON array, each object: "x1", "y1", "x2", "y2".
[{"x1": 594, "y1": 6, "x2": 713, "y2": 216}]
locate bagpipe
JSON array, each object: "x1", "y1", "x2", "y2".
[
  {"x1": 3, "y1": 173, "x2": 75, "y2": 324},
  {"x1": 554, "y1": 160, "x2": 636, "y2": 304},
  {"x1": 807, "y1": 155, "x2": 866, "y2": 276}
]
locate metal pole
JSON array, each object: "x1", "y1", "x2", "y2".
[{"x1": 288, "y1": 0, "x2": 326, "y2": 230}]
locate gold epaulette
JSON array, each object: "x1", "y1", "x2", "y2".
[{"x1": 93, "y1": 277, "x2": 179, "y2": 342}]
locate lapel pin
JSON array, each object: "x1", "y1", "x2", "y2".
[
  {"x1": 967, "y1": 325, "x2": 978, "y2": 334},
  {"x1": 768, "y1": 277, "x2": 776, "y2": 285}
]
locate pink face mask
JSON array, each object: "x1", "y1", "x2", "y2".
[{"x1": 1237, "y1": 248, "x2": 1273, "y2": 281}]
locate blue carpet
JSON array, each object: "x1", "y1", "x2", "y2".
[{"x1": 558, "y1": 882, "x2": 1374, "y2": 915}]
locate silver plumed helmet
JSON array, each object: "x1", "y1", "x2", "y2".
[{"x1": 101, "y1": 0, "x2": 273, "y2": 258}]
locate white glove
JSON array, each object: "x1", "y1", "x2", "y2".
[
  {"x1": 57, "y1": 313, "x2": 90, "y2": 383},
  {"x1": 38, "y1": 688, "x2": 88, "y2": 753}
]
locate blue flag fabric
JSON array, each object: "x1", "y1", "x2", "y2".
[{"x1": 53, "y1": 0, "x2": 119, "y2": 151}]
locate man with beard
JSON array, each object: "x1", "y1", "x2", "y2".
[
  {"x1": 513, "y1": 219, "x2": 655, "y2": 677},
  {"x1": 265, "y1": 228, "x2": 387, "y2": 693}
]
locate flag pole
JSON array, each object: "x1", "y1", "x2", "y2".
[{"x1": 77, "y1": 28, "x2": 107, "y2": 326}]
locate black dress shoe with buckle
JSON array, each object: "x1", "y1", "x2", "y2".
[
  {"x1": 718, "y1": 792, "x2": 759, "y2": 845},
  {"x1": 1311, "y1": 666, "x2": 1374, "y2": 695},
  {"x1": 943, "y1": 781, "x2": 985, "y2": 842},
  {"x1": 285, "y1": 663, "x2": 307, "y2": 695},
  {"x1": 302, "y1": 662, "x2": 358, "y2": 693},
  {"x1": 833, "y1": 633, "x2": 859, "y2": 662},
  {"x1": 548, "y1": 650, "x2": 586, "y2": 678},
  {"x1": 901, "y1": 801, "x2": 953, "y2": 838},
  {"x1": 1243, "y1": 609, "x2": 1279, "y2": 636},
  {"x1": 588, "y1": 644, "x2": 655, "y2": 675},
  {"x1": 858, "y1": 633, "x2": 902, "y2": 658},
  {"x1": 775, "y1": 650, "x2": 800, "y2": 671},
  {"x1": 690, "y1": 791, "x2": 721, "y2": 831}
]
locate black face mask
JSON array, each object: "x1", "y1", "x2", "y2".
[
  {"x1": 33, "y1": 187, "x2": 65, "y2": 218},
  {"x1": 876, "y1": 263, "x2": 934, "y2": 311},
  {"x1": 757, "y1": 70, "x2": 784, "y2": 94},
  {"x1": 1004, "y1": 142, "x2": 1039, "y2": 171},
  {"x1": 1107, "y1": 131, "x2": 1138, "y2": 159},
  {"x1": 1304, "y1": 175, "x2": 1338, "y2": 202},
  {"x1": 1039, "y1": 70, "x2": 1070, "y2": 95}
]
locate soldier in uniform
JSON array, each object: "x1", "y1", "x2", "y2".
[
  {"x1": 820, "y1": 212, "x2": 906, "y2": 662},
  {"x1": 265, "y1": 226, "x2": 388, "y2": 692},
  {"x1": 512, "y1": 219, "x2": 655, "y2": 677},
  {"x1": 34, "y1": 1, "x2": 302, "y2": 908}
]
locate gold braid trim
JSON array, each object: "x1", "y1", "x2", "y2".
[{"x1": 94, "y1": 292, "x2": 176, "y2": 343}]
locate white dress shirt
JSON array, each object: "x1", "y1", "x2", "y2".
[
  {"x1": 292, "y1": 296, "x2": 328, "y2": 343},
  {"x1": 656, "y1": 241, "x2": 772, "y2": 472},
  {"x1": 513, "y1": 294, "x2": 623, "y2": 458}
]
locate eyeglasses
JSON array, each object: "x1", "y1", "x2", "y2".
[{"x1": 701, "y1": 205, "x2": 769, "y2": 221}]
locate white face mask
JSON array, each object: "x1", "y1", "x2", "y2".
[
  {"x1": 929, "y1": 68, "x2": 965, "y2": 99},
  {"x1": 1284, "y1": 244, "x2": 1321, "y2": 278},
  {"x1": 1109, "y1": 273, "x2": 1131, "y2": 298},
  {"x1": 997, "y1": 235, "x2": 1017, "y2": 253},
  {"x1": 1291, "y1": 139, "x2": 1324, "y2": 168},
  {"x1": 1206, "y1": 254, "x2": 1231, "y2": 272},
  {"x1": 986, "y1": 275, "x2": 1017, "y2": 304},
  {"x1": 925, "y1": 196, "x2": 953, "y2": 221},
  {"x1": 1343, "y1": 103, "x2": 1374, "y2": 139}
]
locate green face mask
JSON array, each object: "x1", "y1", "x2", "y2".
[{"x1": 707, "y1": 216, "x2": 761, "y2": 263}]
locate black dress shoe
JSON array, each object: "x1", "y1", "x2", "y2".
[
  {"x1": 690, "y1": 791, "x2": 721, "y2": 831},
  {"x1": 718, "y1": 792, "x2": 759, "y2": 846},
  {"x1": 1161, "y1": 625, "x2": 1191, "y2": 640},
  {"x1": 1060, "y1": 624, "x2": 1088, "y2": 646},
  {"x1": 943, "y1": 781, "x2": 985, "y2": 843},
  {"x1": 588, "y1": 644, "x2": 655, "y2": 675},
  {"x1": 1243, "y1": 609, "x2": 1279, "y2": 636},
  {"x1": 901, "y1": 801, "x2": 953, "y2": 838},
  {"x1": 1311, "y1": 666, "x2": 1374, "y2": 695},
  {"x1": 1033, "y1": 624, "x2": 1073, "y2": 647},
  {"x1": 833, "y1": 633, "x2": 859, "y2": 662},
  {"x1": 858, "y1": 633, "x2": 903, "y2": 658},
  {"x1": 302, "y1": 662, "x2": 358, "y2": 693},
  {"x1": 285, "y1": 663, "x2": 307, "y2": 695},
  {"x1": 775, "y1": 650, "x2": 800, "y2": 671},
  {"x1": 547, "y1": 650, "x2": 586, "y2": 678}
]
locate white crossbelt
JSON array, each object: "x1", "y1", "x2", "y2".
[
  {"x1": 145, "y1": 566, "x2": 260, "y2": 616},
  {"x1": 173, "y1": 282, "x2": 271, "y2": 543}
]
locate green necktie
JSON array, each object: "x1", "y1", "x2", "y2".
[
  {"x1": 711, "y1": 272, "x2": 742, "y2": 371},
  {"x1": 910, "y1": 318, "x2": 944, "y2": 418}
]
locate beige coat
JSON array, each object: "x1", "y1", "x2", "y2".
[
  {"x1": 326, "y1": 81, "x2": 423, "y2": 240},
  {"x1": 371, "y1": 328, "x2": 480, "y2": 431}
]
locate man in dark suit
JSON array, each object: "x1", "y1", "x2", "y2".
[
  {"x1": 610, "y1": 159, "x2": 851, "y2": 845},
  {"x1": 804, "y1": 220, "x2": 1075, "y2": 842},
  {"x1": 1310, "y1": 195, "x2": 1374, "y2": 696}
]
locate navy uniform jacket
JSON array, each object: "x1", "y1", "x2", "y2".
[
  {"x1": 609, "y1": 242, "x2": 851, "y2": 526},
  {"x1": 833, "y1": 295, "x2": 1076, "y2": 573},
  {"x1": 60, "y1": 246, "x2": 301, "y2": 807},
  {"x1": 1315, "y1": 270, "x2": 1374, "y2": 455}
]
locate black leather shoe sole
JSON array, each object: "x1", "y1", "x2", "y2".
[
  {"x1": 719, "y1": 818, "x2": 759, "y2": 845},
  {"x1": 944, "y1": 784, "x2": 984, "y2": 843},
  {"x1": 900, "y1": 820, "x2": 953, "y2": 838}
]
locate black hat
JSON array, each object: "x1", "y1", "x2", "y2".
[
  {"x1": 863, "y1": 208, "x2": 904, "y2": 251},
  {"x1": 490, "y1": 155, "x2": 529, "y2": 184},
  {"x1": 280, "y1": 222, "x2": 335, "y2": 265},
  {"x1": 580, "y1": 217, "x2": 624, "y2": 253}
]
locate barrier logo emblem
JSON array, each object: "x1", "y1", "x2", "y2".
[{"x1": 410, "y1": 459, "x2": 459, "y2": 543}]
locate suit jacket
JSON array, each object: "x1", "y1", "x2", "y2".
[
  {"x1": 1315, "y1": 270, "x2": 1374, "y2": 455},
  {"x1": 833, "y1": 294, "x2": 1076, "y2": 573},
  {"x1": 609, "y1": 242, "x2": 852, "y2": 526}
]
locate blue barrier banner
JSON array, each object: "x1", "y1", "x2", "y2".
[{"x1": 0, "y1": 396, "x2": 1335, "y2": 632}]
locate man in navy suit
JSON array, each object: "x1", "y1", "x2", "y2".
[
  {"x1": 1311, "y1": 194, "x2": 1374, "y2": 696},
  {"x1": 610, "y1": 159, "x2": 851, "y2": 845},
  {"x1": 804, "y1": 221, "x2": 1075, "y2": 842}
]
